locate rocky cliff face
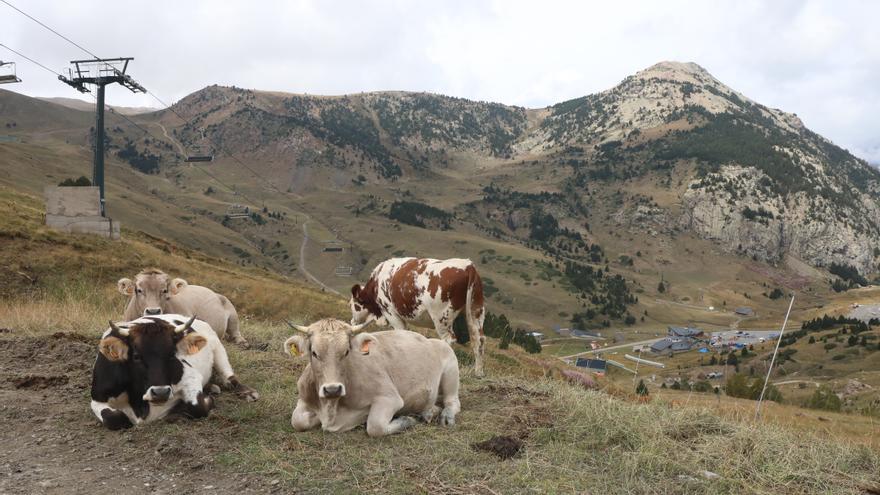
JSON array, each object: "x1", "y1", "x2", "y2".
[{"x1": 680, "y1": 165, "x2": 879, "y2": 273}]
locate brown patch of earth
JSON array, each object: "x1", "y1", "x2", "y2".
[
  {"x1": 0, "y1": 333, "x2": 279, "y2": 494},
  {"x1": 472, "y1": 436, "x2": 522, "y2": 460}
]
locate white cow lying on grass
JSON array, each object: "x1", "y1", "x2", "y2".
[{"x1": 284, "y1": 318, "x2": 460, "y2": 437}]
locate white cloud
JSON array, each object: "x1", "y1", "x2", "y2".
[{"x1": 2, "y1": 0, "x2": 878, "y2": 161}]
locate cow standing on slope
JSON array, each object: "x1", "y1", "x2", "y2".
[
  {"x1": 117, "y1": 268, "x2": 247, "y2": 345},
  {"x1": 349, "y1": 257, "x2": 487, "y2": 376}
]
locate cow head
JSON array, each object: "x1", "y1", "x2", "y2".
[
  {"x1": 118, "y1": 268, "x2": 188, "y2": 316},
  {"x1": 99, "y1": 316, "x2": 206, "y2": 403},
  {"x1": 284, "y1": 318, "x2": 375, "y2": 399}
]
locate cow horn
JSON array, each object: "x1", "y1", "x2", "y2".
[
  {"x1": 175, "y1": 315, "x2": 197, "y2": 333},
  {"x1": 109, "y1": 320, "x2": 130, "y2": 336},
  {"x1": 350, "y1": 320, "x2": 375, "y2": 333},
  {"x1": 286, "y1": 320, "x2": 311, "y2": 334}
]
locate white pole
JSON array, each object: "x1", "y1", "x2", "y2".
[{"x1": 754, "y1": 294, "x2": 795, "y2": 421}]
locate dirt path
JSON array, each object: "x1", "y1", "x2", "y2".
[
  {"x1": 299, "y1": 219, "x2": 341, "y2": 296},
  {"x1": 0, "y1": 333, "x2": 278, "y2": 495},
  {"x1": 155, "y1": 122, "x2": 186, "y2": 156}
]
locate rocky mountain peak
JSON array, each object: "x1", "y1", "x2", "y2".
[{"x1": 638, "y1": 61, "x2": 716, "y2": 82}]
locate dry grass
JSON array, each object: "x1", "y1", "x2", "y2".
[
  {"x1": 2, "y1": 294, "x2": 879, "y2": 493},
  {"x1": 2, "y1": 180, "x2": 879, "y2": 493},
  {"x1": 0, "y1": 184, "x2": 346, "y2": 330}
]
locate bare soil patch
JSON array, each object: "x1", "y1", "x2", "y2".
[
  {"x1": 472, "y1": 435, "x2": 522, "y2": 459},
  {"x1": 0, "y1": 333, "x2": 279, "y2": 495}
]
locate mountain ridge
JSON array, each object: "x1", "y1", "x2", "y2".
[{"x1": 142, "y1": 61, "x2": 880, "y2": 276}]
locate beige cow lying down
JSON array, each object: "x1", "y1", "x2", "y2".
[
  {"x1": 117, "y1": 268, "x2": 247, "y2": 345},
  {"x1": 284, "y1": 318, "x2": 460, "y2": 437}
]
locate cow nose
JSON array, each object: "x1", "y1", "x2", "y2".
[
  {"x1": 322, "y1": 384, "x2": 344, "y2": 398},
  {"x1": 144, "y1": 307, "x2": 162, "y2": 315},
  {"x1": 149, "y1": 386, "x2": 172, "y2": 402}
]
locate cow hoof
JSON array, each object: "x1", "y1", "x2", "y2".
[
  {"x1": 439, "y1": 408, "x2": 456, "y2": 427},
  {"x1": 237, "y1": 386, "x2": 260, "y2": 402},
  {"x1": 421, "y1": 405, "x2": 442, "y2": 423},
  {"x1": 207, "y1": 384, "x2": 222, "y2": 395},
  {"x1": 100, "y1": 409, "x2": 133, "y2": 431},
  {"x1": 193, "y1": 392, "x2": 214, "y2": 418}
]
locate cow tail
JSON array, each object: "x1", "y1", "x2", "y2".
[{"x1": 465, "y1": 265, "x2": 486, "y2": 376}]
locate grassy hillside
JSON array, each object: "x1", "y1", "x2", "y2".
[
  {"x1": 0, "y1": 184, "x2": 343, "y2": 331},
  {"x1": 0, "y1": 86, "x2": 854, "y2": 337},
  {"x1": 0, "y1": 186, "x2": 879, "y2": 493}
]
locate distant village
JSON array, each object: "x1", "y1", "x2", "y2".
[{"x1": 553, "y1": 306, "x2": 781, "y2": 377}]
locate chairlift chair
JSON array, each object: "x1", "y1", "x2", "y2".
[
  {"x1": 226, "y1": 203, "x2": 250, "y2": 219},
  {"x1": 185, "y1": 143, "x2": 213, "y2": 163},
  {"x1": 0, "y1": 61, "x2": 22, "y2": 84}
]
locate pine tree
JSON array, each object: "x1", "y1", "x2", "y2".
[{"x1": 636, "y1": 379, "x2": 649, "y2": 396}]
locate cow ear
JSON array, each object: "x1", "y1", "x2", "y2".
[
  {"x1": 117, "y1": 278, "x2": 134, "y2": 296},
  {"x1": 351, "y1": 284, "x2": 361, "y2": 298},
  {"x1": 351, "y1": 333, "x2": 377, "y2": 355},
  {"x1": 170, "y1": 278, "x2": 188, "y2": 296},
  {"x1": 99, "y1": 336, "x2": 129, "y2": 362},
  {"x1": 284, "y1": 335, "x2": 309, "y2": 358},
  {"x1": 178, "y1": 333, "x2": 207, "y2": 355}
]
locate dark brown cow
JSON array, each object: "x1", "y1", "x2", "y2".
[{"x1": 350, "y1": 257, "x2": 486, "y2": 376}]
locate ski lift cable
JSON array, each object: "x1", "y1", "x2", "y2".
[
  {"x1": 1, "y1": 0, "x2": 101, "y2": 62},
  {"x1": 1, "y1": 44, "x2": 260, "y2": 211},
  {"x1": 3, "y1": 1, "x2": 287, "y2": 204},
  {"x1": 0, "y1": 43, "x2": 61, "y2": 77},
  {"x1": 3, "y1": 3, "x2": 288, "y2": 211},
  {"x1": 0, "y1": 45, "x2": 151, "y2": 138},
  {"x1": 147, "y1": 88, "x2": 287, "y2": 196},
  {"x1": 0, "y1": 0, "x2": 132, "y2": 82}
]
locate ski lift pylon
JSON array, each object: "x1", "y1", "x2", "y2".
[{"x1": 0, "y1": 61, "x2": 22, "y2": 84}]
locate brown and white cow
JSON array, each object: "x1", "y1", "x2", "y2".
[
  {"x1": 349, "y1": 257, "x2": 486, "y2": 376},
  {"x1": 117, "y1": 268, "x2": 247, "y2": 345},
  {"x1": 285, "y1": 318, "x2": 460, "y2": 436}
]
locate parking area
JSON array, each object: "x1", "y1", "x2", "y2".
[
  {"x1": 710, "y1": 330, "x2": 779, "y2": 347},
  {"x1": 848, "y1": 304, "x2": 880, "y2": 322}
]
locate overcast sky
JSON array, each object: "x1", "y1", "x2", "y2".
[{"x1": 2, "y1": 0, "x2": 878, "y2": 162}]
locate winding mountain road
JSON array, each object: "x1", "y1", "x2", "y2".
[
  {"x1": 155, "y1": 122, "x2": 187, "y2": 156},
  {"x1": 299, "y1": 219, "x2": 341, "y2": 296},
  {"x1": 559, "y1": 337, "x2": 664, "y2": 361}
]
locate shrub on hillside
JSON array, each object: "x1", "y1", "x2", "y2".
[
  {"x1": 117, "y1": 140, "x2": 160, "y2": 174},
  {"x1": 387, "y1": 200, "x2": 451, "y2": 229},
  {"x1": 805, "y1": 386, "x2": 842, "y2": 412},
  {"x1": 725, "y1": 373, "x2": 782, "y2": 402},
  {"x1": 483, "y1": 312, "x2": 541, "y2": 354},
  {"x1": 829, "y1": 262, "x2": 868, "y2": 287},
  {"x1": 58, "y1": 176, "x2": 91, "y2": 187}
]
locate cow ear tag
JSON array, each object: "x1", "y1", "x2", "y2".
[{"x1": 288, "y1": 341, "x2": 301, "y2": 356}]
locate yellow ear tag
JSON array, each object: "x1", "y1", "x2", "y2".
[{"x1": 289, "y1": 342, "x2": 301, "y2": 356}]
